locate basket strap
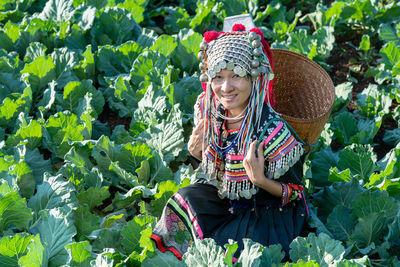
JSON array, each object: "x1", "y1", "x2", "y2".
[{"x1": 256, "y1": 117, "x2": 316, "y2": 152}]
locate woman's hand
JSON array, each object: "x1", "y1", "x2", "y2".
[
  {"x1": 243, "y1": 140, "x2": 265, "y2": 187},
  {"x1": 188, "y1": 119, "x2": 204, "y2": 161},
  {"x1": 243, "y1": 140, "x2": 282, "y2": 197}
]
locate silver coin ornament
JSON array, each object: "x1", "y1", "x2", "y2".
[
  {"x1": 208, "y1": 69, "x2": 216, "y2": 78},
  {"x1": 239, "y1": 68, "x2": 247, "y2": 77},
  {"x1": 219, "y1": 60, "x2": 227, "y2": 69},
  {"x1": 233, "y1": 65, "x2": 242, "y2": 75},
  {"x1": 240, "y1": 190, "x2": 251, "y2": 199},
  {"x1": 226, "y1": 62, "x2": 235, "y2": 70},
  {"x1": 250, "y1": 187, "x2": 257, "y2": 195},
  {"x1": 259, "y1": 65, "x2": 268, "y2": 74},
  {"x1": 268, "y1": 72, "x2": 274, "y2": 80}
]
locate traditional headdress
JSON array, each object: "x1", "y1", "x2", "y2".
[
  {"x1": 198, "y1": 24, "x2": 275, "y2": 105},
  {"x1": 198, "y1": 24, "x2": 274, "y2": 155},
  {"x1": 199, "y1": 25, "x2": 273, "y2": 81}
]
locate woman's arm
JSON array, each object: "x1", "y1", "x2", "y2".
[
  {"x1": 188, "y1": 119, "x2": 204, "y2": 161},
  {"x1": 188, "y1": 92, "x2": 207, "y2": 166}
]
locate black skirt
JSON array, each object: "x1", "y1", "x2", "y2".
[{"x1": 151, "y1": 180, "x2": 308, "y2": 260}]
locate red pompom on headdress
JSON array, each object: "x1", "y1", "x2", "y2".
[
  {"x1": 203, "y1": 31, "x2": 219, "y2": 43},
  {"x1": 232, "y1": 23, "x2": 246, "y2": 31},
  {"x1": 250, "y1": 27, "x2": 264, "y2": 40}
]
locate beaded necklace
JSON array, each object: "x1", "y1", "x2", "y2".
[{"x1": 208, "y1": 95, "x2": 252, "y2": 157}]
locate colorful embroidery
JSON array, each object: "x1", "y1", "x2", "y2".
[
  {"x1": 205, "y1": 146, "x2": 219, "y2": 162},
  {"x1": 165, "y1": 209, "x2": 191, "y2": 245},
  {"x1": 197, "y1": 99, "x2": 304, "y2": 200},
  {"x1": 281, "y1": 183, "x2": 304, "y2": 206},
  {"x1": 151, "y1": 193, "x2": 203, "y2": 259},
  {"x1": 173, "y1": 193, "x2": 204, "y2": 239}
]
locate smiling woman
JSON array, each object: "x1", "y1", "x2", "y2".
[
  {"x1": 211, "y1": 69, "x2": 252, "y2": 118},
  {"x1": 151, "y1": 22, "x2": 308, "y2": 261}
]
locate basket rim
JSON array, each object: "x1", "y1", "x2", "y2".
[
  {"x1": 270, "y1": 48, "x2": 335, "y2": 121},
  {"x1": 271, "y1": 48, "x2": 334, "y2": 83},
  {"x1": 276, "y1": 105, "x2": 333, "y2": 123}
]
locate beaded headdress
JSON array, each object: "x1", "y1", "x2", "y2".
[{"x1": 198, "y1": 24, "x2": 273, "y2": 82}]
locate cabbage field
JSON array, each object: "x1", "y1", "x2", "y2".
[{"x1": 0, "y1": 0, "x2": 399, "y2": 266}]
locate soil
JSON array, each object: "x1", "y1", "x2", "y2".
[
  {"x1": 98, "y1": 101, "x2": 131, "y2": 131},
  {"x1": 374, "y1": 117, "x2": 398, "y2": 159}
]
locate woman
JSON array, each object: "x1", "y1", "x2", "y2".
[{"x1": 150, "y1": 24, "x2": 308, "y2": 260}]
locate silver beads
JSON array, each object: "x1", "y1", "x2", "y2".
[
  {"x1": 198, "y1": 48, "x2": 207, "y2": 83},
  {"x1": 200, "y1": 73, "x2": 208, "y2": 82},
  {"x1": 250, "y1": 57, "x2": 260, "y2": 77},
  {"x1": 252, "y1": 40, "x2": 262, "y2": 48},
  {"x1": 199, "y1": 62, "x2": 206, "y2": 71},
  {"x1": 200, "y1": 41, "x2": 208, "y2": 51},
  {"x1": 253, "y1": 47, "x2": 262, "y2": 57},
  {"x1": 251, "y1": 58, "x2": 260, "y2": 68},
  {"x1": 251, "y1": 68, "x2": 260, "y2": 77},
  {"x1": 249, "y1": 31, "x2": 261, "y2": 41},
  {"x1": 197, "y1": 51, "x2": 204, "y2": 60}
]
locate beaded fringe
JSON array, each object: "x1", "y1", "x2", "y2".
[
  {"x1": 199, "y1": 144, "x2": 304, "y2": 200},
  {"x1": 266, "y1": 144, "x2": 304, "y2": 179},
  {"x1": 218, "y1": 179, "x2": 257, "y2": 200}
]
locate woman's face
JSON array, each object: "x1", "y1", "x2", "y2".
[{"x1": 211, "y1": 69, "x2": 252, "y2": 117}]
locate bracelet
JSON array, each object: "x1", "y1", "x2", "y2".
[
  {"x1": 281, "y1": 183, "x2": 304, "y2": 207},
  {"x1": 281, "y1": 183, "x2": 293, "y2": 207}
]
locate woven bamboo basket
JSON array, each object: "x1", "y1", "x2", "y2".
[{"x1": 271, "y1": 49, "x2": 335, "y2": 150}]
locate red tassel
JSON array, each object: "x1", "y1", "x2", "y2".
[{"x1": 201, "y1": 82, "x2": 207, "y2": 91}]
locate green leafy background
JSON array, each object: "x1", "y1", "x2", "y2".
[{"x1": 0, "y1": 0, "x2": 399, "y2": 266}]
